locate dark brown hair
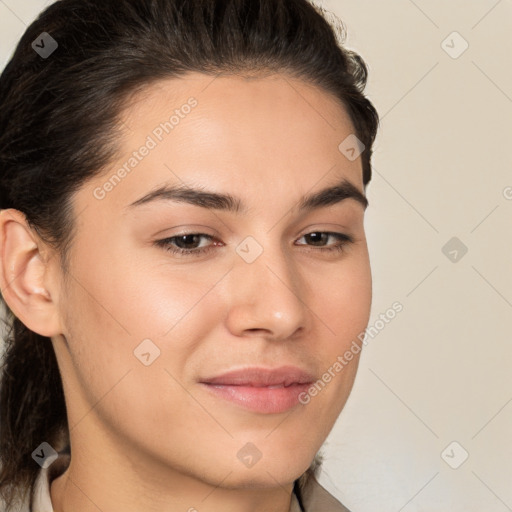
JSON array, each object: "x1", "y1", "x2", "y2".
[{"x1": 0, "y1": 0, "x2": 379, "y2": 508}]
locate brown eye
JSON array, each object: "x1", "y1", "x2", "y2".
[
  {"x1": 296, "y1": 232, "x2": 353, "y2": 253},
  {"x1": 155, "y1": 233, "x2": 218, "y2": 257}
]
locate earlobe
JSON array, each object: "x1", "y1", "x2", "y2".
[{"x1": 0, "y1": 209, "x2": 62, "y2": 337}]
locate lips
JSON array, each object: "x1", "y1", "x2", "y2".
[
  {"x1": 199, "y1": 366, "x2": 315, "y2": 414},
  {"x1": 199, "y1": 366, "x2": 315, "y2": 387}
]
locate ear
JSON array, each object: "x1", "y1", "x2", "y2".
[{"x1": 0, "y1": 209, "x2": 63, "y2": 337}]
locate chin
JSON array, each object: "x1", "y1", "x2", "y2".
[
  {"x1": 218, "y1": 465, "x2": 308, "y2": 490},
  {"x1": 224, "y1": 452, "x2": 314, "y2": 490}
]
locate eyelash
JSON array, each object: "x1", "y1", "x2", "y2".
[{"x1": 155, "y1": 231, "x2": 354, "y2": 257}]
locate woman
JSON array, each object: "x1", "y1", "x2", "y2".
[{"x1": 0, "y1": 0, "x2": 379, "y2": 510}]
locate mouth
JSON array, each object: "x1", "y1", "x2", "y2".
[{"x1": 199, "y1": 366, "x2": 315, "y2": 414}]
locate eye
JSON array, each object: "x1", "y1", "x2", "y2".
[
  {"x1": 155, "y1": 233, "x2": 219, "y2": 257},
  {"x1": 295, "y1": 232, "x2": 353, "y2": 253},
  {"x1": 155, "y1": 231, "x2": 354, "y2": 257}
]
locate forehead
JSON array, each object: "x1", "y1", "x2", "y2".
[
  {"x1": 121, "y1": 72, "x2": 358, "y2": 159},
  {"x1": 77, "y1": 72, "x2": 364, "y2": 216},
  {"x1": 124, "y1": 71, "x2": 353, "y2": 126}
]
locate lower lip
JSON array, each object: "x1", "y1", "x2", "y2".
[{"x1": 200, "y1": 383, "x2": 311, "y2": 414}]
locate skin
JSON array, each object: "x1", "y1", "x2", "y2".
[{"x1": 0, "y1": 72, "x2": 372, "y2": 512}]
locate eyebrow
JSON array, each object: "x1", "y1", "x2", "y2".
[{"x1": 126, "y1": 177, "x2": 368, "y2": 213}]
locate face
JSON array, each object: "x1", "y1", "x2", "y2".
[{"x1": 51, "y1": 72, "x2": 372, "y2": 489}]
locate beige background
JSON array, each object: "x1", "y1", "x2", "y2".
[{"x1": 1, "y1": 1, "x2": 511, "y2": 510}]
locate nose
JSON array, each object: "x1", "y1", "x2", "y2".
[{"x1": 224, "y1": 242, "x2": 310, "y2": 341}]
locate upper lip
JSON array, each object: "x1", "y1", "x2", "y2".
[{"x1": 199, "y1": 366, "x2": 315, "y2": 387}]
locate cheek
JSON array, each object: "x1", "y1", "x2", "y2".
[
  {"x1": 59, "y1": 268, "x2": 202, "y2": 443},
  {"x1": 60, "y1": 247, "x2": 229, "y2": 414},
  {"x1": 68, "y1": 238, "x2": 220, "y2": 342},
  {"x1": 297, "y1": 252, "x2": 371, "y2": 398},
  {"x1": 312, "y1": 253, "x2": 372, "y2": 345}
]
